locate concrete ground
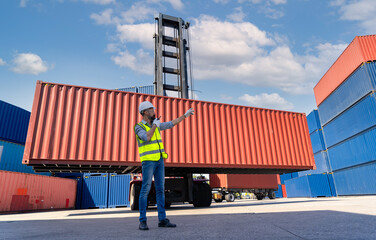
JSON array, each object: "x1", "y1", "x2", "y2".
[{"x1": 0, "y1": 196, "x2": 375, "y2": 240}]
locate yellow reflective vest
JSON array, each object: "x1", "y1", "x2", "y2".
[{"x1": 135, "y1": 122, "x2": 168, "y2": 162}]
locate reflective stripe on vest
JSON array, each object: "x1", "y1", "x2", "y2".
[{"x1": 135, "y1": 122, "x2": 168, "y2": 161}]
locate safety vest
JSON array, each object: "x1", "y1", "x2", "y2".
[{"x1": 135, "y1": 122, "x2": 168, "y2": 162}]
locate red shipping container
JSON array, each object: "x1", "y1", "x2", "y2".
[
  {"x1": 209, "y1": 174, "x2": 279, "y2": 189},
  {"x1": 0, "y1": 170, "x2": 77, "y2": 212},
  {"x1": 23, "y1": 81, "x2": 315, "y2": 174},
  {"x1": 314, "y1": 35, "x2": 376, "y2": 106}
]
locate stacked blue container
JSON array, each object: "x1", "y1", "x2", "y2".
[
  {"x1": 0, "y1": 100, "x2": 49, "y2": 175},
  {"x1": 282, "y1": 110, "x2": 336, "y2": 198},
  {"x1": 298, "y1": 110, "x2": 331, "y2": 177},
  {"x1": 55, "y1": 173, "x2": 131, "y2": 209},
  {"x1": 319, "y1": 61, "x2": 376, "y2": 195},
  {"x1": 117, "y1": 85, "x2": 155, "y2": 95}
]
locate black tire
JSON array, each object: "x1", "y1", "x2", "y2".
[
  {"x1": 256, "y1": 193, "x2": 264, "y2": 200},
  {"x1": 130, "y1": 183, "x2": 141, "y2": 210},
  {"x1": 214, "y1": 198, "x2": 223, "y2": 203},
  {"x1": 225, "y1": 193, "x2": 235, "y2": 202},
  {"x1": 193, "y1": 183, "x2": 212, "y2": 207},
  {"x1": 268, "y1": 191, "x2": 276, "y2": 199}
]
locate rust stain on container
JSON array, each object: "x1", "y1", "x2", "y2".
[
  {"x1": 0, "y1": 170, "x2": 77, "y2": 212},
  {"x1": 314, "y1": 35, "x2": 376, "y2": 106},
  {"x1": 209, "y1": 174, "x2": 279, "y2": 189},
  {"x1": 23, "y1": 81, "x2": 314, "y2": 174}
]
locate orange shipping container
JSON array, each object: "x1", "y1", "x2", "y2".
[
  {"x1": 0, "y1": 170, "x2": 77, "y2": 212},
  {"x1": 209, "y1": 174, "x2": 279, "y2": 189},
  {"x1": 23, "y1": 81, "x2": 315, "y2": 174},
  {"x1": 314, "y1": 35, "x2": 376, "y2": 106}
]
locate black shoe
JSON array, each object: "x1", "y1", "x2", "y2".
[
  {"x1": 139, "y1": 221, "x2": 149, "y2": 230},
  {"x1": 158, "y1": 218, "x2": 176, "y2": 228}
]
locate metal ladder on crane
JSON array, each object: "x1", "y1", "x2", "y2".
[{"x1": 154, "y1": 13, "x2": 191, "y2": 99}]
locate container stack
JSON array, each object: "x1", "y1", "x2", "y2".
[
  {"x1": 282, "y1": 110, "x2": 337, "y2": 198},
  {"x1": 0, "y1": 100, "x2": 48, "y2": 175},
  {"x1": 314, "y1": 35, "x2": 376, "y2": 196}
]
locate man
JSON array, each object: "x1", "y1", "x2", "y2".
[{"x1": 134, "y1": 101, "x2": 194, "y2": 230}]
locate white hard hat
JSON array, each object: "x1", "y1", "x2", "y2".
[{"x1": 139, "y1": 101, "x2": 155, "y2": 114}]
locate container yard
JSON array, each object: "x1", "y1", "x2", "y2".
[{"x1": 1, "y1": 3, "x2": 376, "y2": 238}]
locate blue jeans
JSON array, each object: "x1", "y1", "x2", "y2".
[{"x1": 139, "y1": 157, "x2": 166, "y2": 222}]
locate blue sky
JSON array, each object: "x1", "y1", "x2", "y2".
[{"x1": 0, "y1": 0, "x2": 375, "y2": 114}]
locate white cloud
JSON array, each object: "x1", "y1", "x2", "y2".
[
  {"x1": 20, "y1": 0, "x2": 28, "y2": 7},
  {"x1": 239, "y1": 93, "x2": 294, "y2": 110},
  {"x1": 213, "y1": 0, "x2": 230, "y2": 4},
  {"x1": 146, "y1": 0, "x2": 184, "y2": 10},
  {"x1": 91, "y1": 8, "x2": 116, "y2": 25},
  {"x1": 11, "y1": 53, "x2": 50, "y2": 75},
  {"x1": 227, "y1": 7, "x2": 246, "y2": 22},
  {"x1": 91, "y1": 3, "x2": 156, "y2": 25},
  {"x1": 106, "y1": 15, "x2": 347, "y2": 94},
  {"x1": 0, "y1": 58, "x2": 6, "y2": 66},
  {"x1": 111, "y1": 49, "x2": 153, "y2": 75},
  {"x1": 332, "y1": 0, "x2": 376, "y2": 33},
  {"x1": 82, "y1": 0, "x2": 115, "y2": 5},
  {"x1": 270, "y1": 0, "x2": 287, "y2": 4},
  {"x1": 117, "y1": 23, "x2": 155, "y2": 49}
]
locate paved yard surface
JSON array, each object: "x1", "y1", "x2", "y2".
[{"x1": 1, "y1": 196, "x2": 375, "y2": 239}]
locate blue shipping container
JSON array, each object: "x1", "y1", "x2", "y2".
[
  {"x1": 328, "y1": 126, "x2": 376, "y2": 171},
  {"x1": 138, "y1": 85, "x2": 154, "y2": 95},
  {"x1": 0, "y1": 140, "x2": 49, "y2": 175},
  {"x1": 116, "y1": 86, "x2": 138, "y2": 93},
  {"x1": 310, "y1": 130, "x2": 326, "y2": 154},
  {"x1": 333, "y1": 162, "x2": 376, "y2": 195},
  {"x1": 274, "y1": 184, "x2": 283, "y2": 198},
  {"x1": 323, "y1": 93, "x2": 376, "y2": 148},
  {"x1": 81, "y1": 173, "x2": 109, "y2": 209},
  {"x1": 298, "y1": 151, "x2": 330, "y2": 177},
  {"x1": 0, "y1": 100, "x2": 30, "y2": 145},
  {"x1": 108, "y1": 174, "x2": 131, "y2": 208},
  {"x1": 279, "y1": 172, "x2": 299, "y2": 184},
  {"x1": 318, "y1": 62, "x2": 376, "y2": 126},
  {"x1": 285, "y1": 174, "x2": 333, "y2": 198},
  {"x1": 307, "y1": 110, "x2": 321, "y2": 134}
]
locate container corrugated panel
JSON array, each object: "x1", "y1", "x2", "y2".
[
  {"x1": 318, "y1": 62, "x2": 376, "y2": 126},
  {"x1": 138, "y1": 85, "x2": 154, "y2": 95},
  {"x1": 314, "y1": 35, "x2": 376, "y2": 106},
  {"x1": 308, "y1": 174, "x2": 333, "y2": 197},
  {"x1": 323, "y1": 92, "x2": 376, "y2": 148},
  {"x1": 116, "y1": 86, "x2": 138, "y2": 93},
  {"x1": 298, "y1": 151, "x2": 330, "y2": 177},
  {"x1": 81, "y1": 173, "x2": 109, "y2": 209},
  {"x1": 0, "y1": 140, "x2": 49, "y2": 175},
  {"x1": 328, "y1": 126, "x2": 376, "y2": 171},
  {"x1": 0, "y1": 170, "x2": 77, "y2": 212},
  {"x1": 333, "y1": 162, "x2": 376, "y2": 195},
  {"x1": 285, "y1": 174, "x2": 332, "y2": 198},
  {"x1": 108, "y1": 174, "x2": 131, "y2": 208},
  {"x1": 274, "y1": 184, "x2": 283, "y2": 198},
  {"x1": 54, "y1": 173, "x2": 84, "y2": 209},
  {"x1": 209, "y1": 174, "x2": 279, "y2": 189},
  {"x1": 0, "y1": 100, "x2": 30, "y2": 145},
  {"x1": 23, "y1": 81, "x2": 315, "y2": 174},
  {"x1": 310, "y1": 130, "x2": 326, "y2": 154},
  {"x1": 307, "y1": 110, "x2": 321, "y2": 134}
]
